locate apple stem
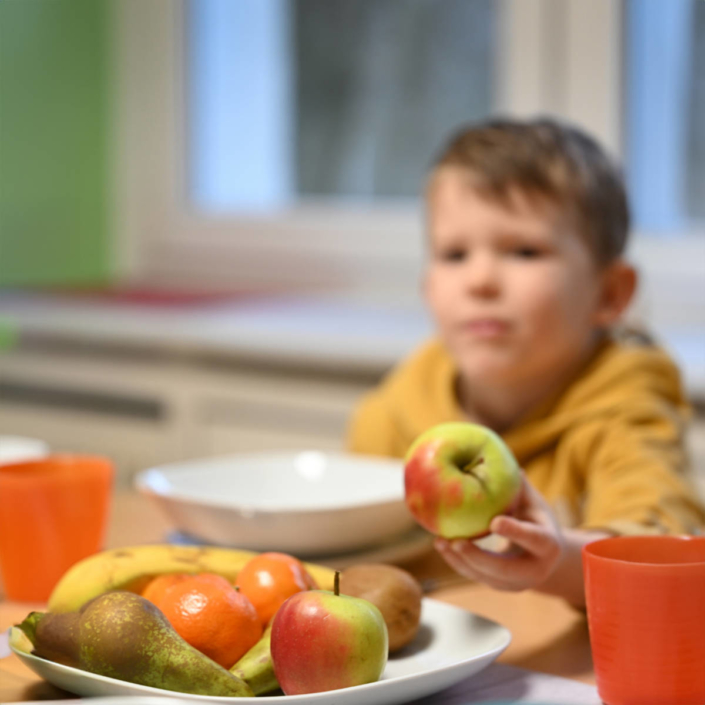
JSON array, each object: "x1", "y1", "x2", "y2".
[
  {"x1": 462, "y1": 456, "x2": 491, "y2": 495},
  {"x1": 463, "y1": 438, "x2": 491, "y2": 473},
  {"x1": 334, "y1": 570, "x2": 340, "y2": 596},
  {"x1": 462, "y1": 456, "x2": 484, "y2": 473}
]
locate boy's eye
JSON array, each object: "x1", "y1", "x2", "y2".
[
  {"x1": 438, "y1": 247, "x2": 467, "y2": 262},
  {"x1": 511, "y1": 246, "x2": 543, "y2": 259}
]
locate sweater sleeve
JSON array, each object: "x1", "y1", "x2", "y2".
[
  {"x1": 580, "y1": 401, "x2": 705, "y2": 535},
  {"x1": 345, "y1": 340, "x2": 461, "y2": 459},
  {"x1": 345, "y1": 390, "x2": 408, "y2": 459}
]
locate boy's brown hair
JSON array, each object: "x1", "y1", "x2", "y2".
[{"x1": 431, "y1": 117, "x2": 630, "y2": 266}]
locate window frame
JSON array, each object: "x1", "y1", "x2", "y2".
[{"x1": 111, "y1": 0, "x2": 704, "y2": 314}]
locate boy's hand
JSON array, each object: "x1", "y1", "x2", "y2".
[{"x1": 434, "y1": 475, "x2": 564, "y2": 592}]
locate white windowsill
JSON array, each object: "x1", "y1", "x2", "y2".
[{"x1": 1, "y1": 289, "x2": 703, "y2": 402}]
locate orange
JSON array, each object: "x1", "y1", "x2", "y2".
[
  {"x1": 235, "y1": 552, "x2": 318, "y2": 626},
  {"x1": 140, "y1": 573, "x2": 192, "y2": 605},
  {"x1": 157, "y1": 572, "x2": 263, "y2": 669}
]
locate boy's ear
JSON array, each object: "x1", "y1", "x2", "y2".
[{"x1": 592, "y1": 260, "x2": 638, "y2": 327}]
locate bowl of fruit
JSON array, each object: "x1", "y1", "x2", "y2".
[
  {"x1": 10, "y1": 544, "x2": 510, "y2": 704},
  {"x1": 12, "y1": 422, "x2": 520, "y2": 703},
  {"x1": 134, "y1": 451, "x2": 417, "y2": 557}
]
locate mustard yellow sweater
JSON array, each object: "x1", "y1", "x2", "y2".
[{"x1": 347, "y1": 338, "x2": 705, "y2": 535}]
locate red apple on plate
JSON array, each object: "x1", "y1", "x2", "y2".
[
  {"x1": 270, "y1": 572, "x2": 388, "y2": 695},
  {"x1": 404, "y1": 422, "x2": 521, "y2": 539}
]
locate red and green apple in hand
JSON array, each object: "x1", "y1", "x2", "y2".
[
  {"x1": 270, "y1": 572, "x2": 388, "y2": 695},
  {"x1": 404, "y1": 422, "x2": 521, "y2": 539}
]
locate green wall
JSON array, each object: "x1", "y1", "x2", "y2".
[{"x1": 0, "y1": 0, "x2": 111, "y2": 287}]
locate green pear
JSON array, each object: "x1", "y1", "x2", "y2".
[
  {"x1": 230, "y1": 621, "x2": 280, "y2": 695},
  {"x1": 17, "y1": 591, "x2": 253, "y2": 697},
  {"x1": 17, "y1": 610, "x2": 80, "y2": 668}
]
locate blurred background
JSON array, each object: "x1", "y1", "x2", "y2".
[{"x1": 0, "y1": 0, "x2": 703, "y2": 491}]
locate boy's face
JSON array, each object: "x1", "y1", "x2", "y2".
[{"x1": 425, "y1": 167, "x2": 607, "y2": 389}]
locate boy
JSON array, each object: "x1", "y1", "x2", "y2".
[{"x1": 347, "y1": 118, "x2": 705, "y2": 607}]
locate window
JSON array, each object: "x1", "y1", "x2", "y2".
[
  {"x1": 626, "y1": 0, "x2": 705, "y2": 232},
  {"x1": 189, "y1": 0, "x2": 496, "y2": 212},
  {"x1": 114, "y1": 0, "x2": 702, "y2": 307}
]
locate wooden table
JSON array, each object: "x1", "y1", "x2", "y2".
[{"x1": 1, "y1": 492, "x2": 595, "y2": 702}]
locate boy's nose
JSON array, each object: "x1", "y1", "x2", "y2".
[{"x1": 464, "y1": 253, "x2": 501, "y2": 297}]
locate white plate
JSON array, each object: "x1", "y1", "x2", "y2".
[
  {"x1": 135, "y1": 451, "x2": 417, "y2": 557},
  {"x1": 168, "y1": 526, "x2": 435, "y2": 570},
  {"x1": 10, "y1": 598, "x2": 510, "y2": 705}
]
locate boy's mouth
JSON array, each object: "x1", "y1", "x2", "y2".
[{"x1": 460, "y1": 318, "x2": 510, "y2": 339}]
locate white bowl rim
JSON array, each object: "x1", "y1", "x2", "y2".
[
  {"x1": 0, "y1": 435, "x2": 50, "y2": 464},
  {"x1": 134, "y1": 450, "x2": 408, "y2": 515}
]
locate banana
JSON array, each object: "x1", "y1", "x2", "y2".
[
  {"x1": 230, "y1": 622, "x2": 279, "y2": 695},
  {"x1": 48, "y1": 544, "x2": 335, "y2": 614}
]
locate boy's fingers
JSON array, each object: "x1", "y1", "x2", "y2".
[
  {"x1": 436, "y1": 535, "x2": 552, "y2": 590},
  {"x1": 436, "y1": 542, "x2": 523, "y2": 590},
  {"x1": 451, "y1": 540, "x2": 530, "y2": 582},
  {"x1": 436, "y1": 538, "x2": 513, "y2": 582},
  {"x1": 490, "y1": 516, "x2": 559, "y2": 559},
  {"x1": 434, "y1": 539, "x2": 490, "y2": 583}
]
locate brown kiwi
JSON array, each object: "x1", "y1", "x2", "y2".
[{"x1": 339, "y1": 563, "x2": 423, "y2": 652}]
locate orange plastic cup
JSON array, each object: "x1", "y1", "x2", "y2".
[
  {"x1": 583, "y1": 535, "x2": 705, "y2": 705},
  {"x1": 0, "y1": 455, "x2": 113, "y2": 602}
]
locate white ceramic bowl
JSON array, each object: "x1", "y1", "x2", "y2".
[
  {"x1": 134, "y1": 451, "x2": 417, "y2": 557},
  {"x1": 0, "y1": 436, "x2": 49, "y2": 465}
]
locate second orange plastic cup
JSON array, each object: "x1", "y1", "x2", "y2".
[
  {"x1": 0, "y1": 454, "x2": 114, "y2": 602},
  {"x1": 583, "y1": 535, "x2": 705, "y2": 705}
]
